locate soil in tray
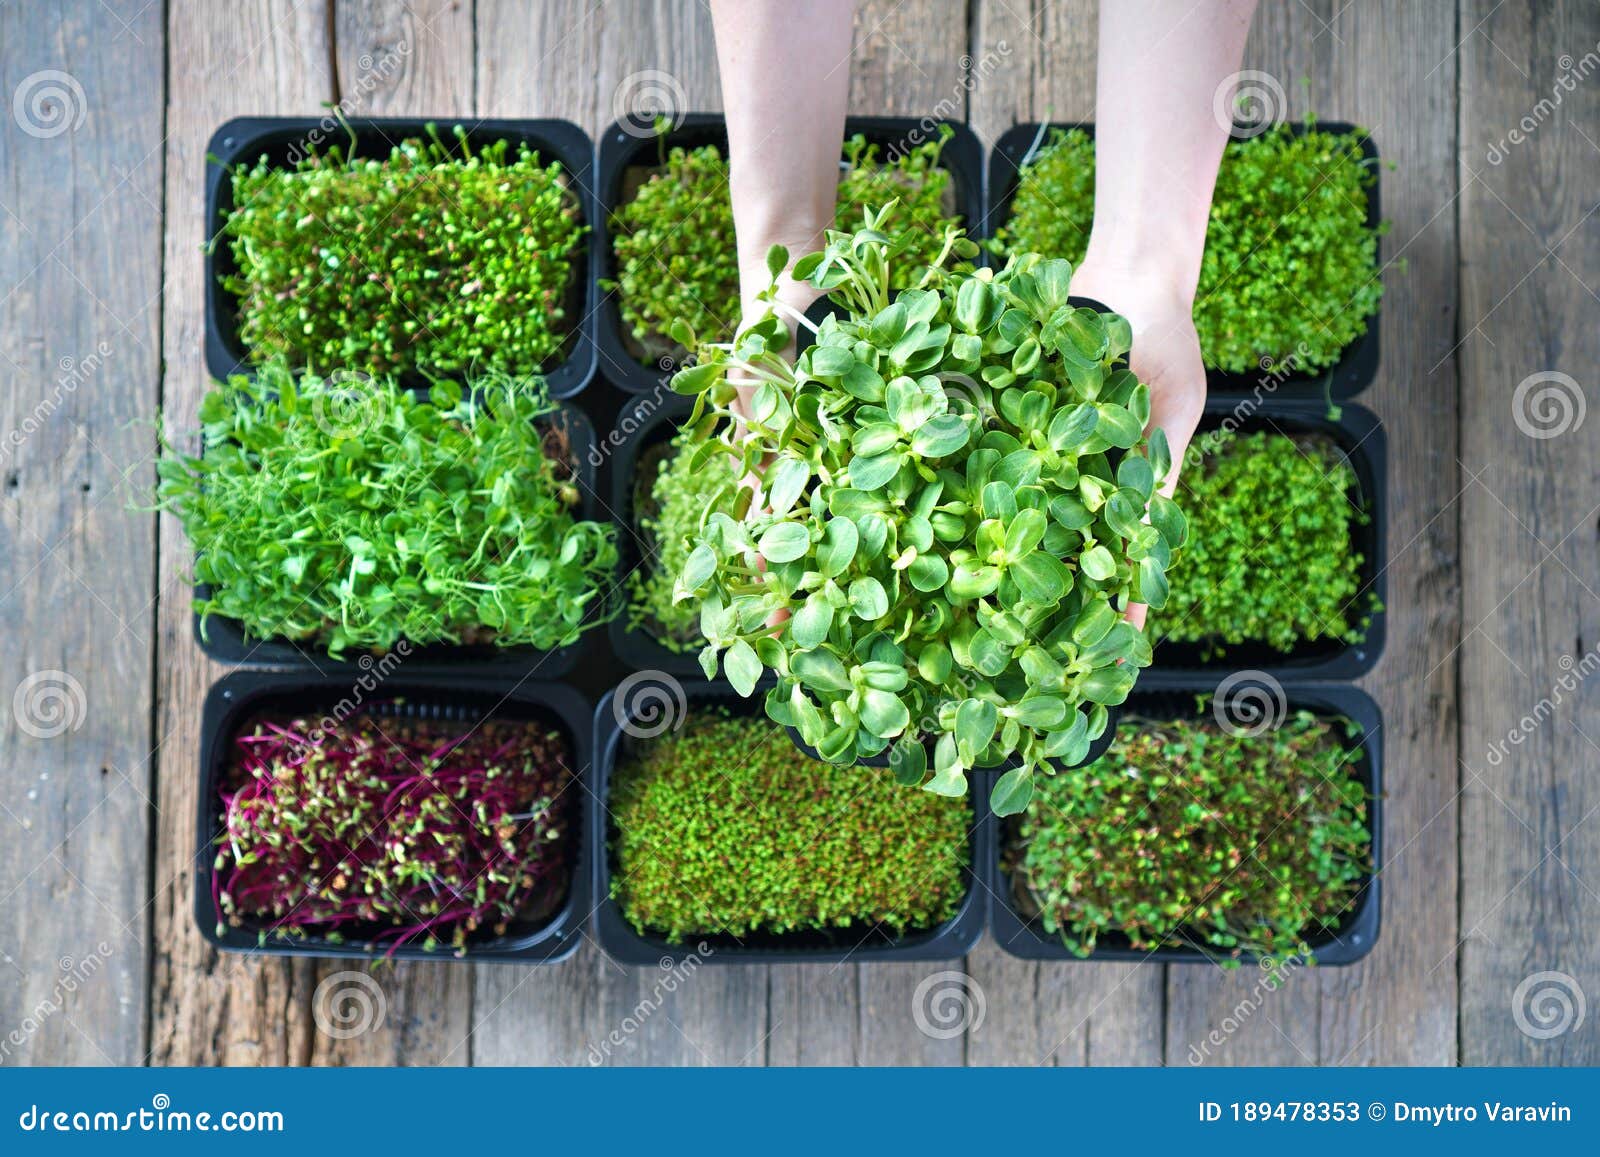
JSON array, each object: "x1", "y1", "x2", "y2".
[
  {"x1": 208, "y1": 697, "x2": 579, "y2": 958},
  {"x1": 1000, "y1": 692, "x2": 1376, "y2": 964},
  {"x1": 604, "y1": 696, "x2": 975, "y2": 954}
]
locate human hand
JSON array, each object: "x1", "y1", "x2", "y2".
[{"x1": 1069, "y1": 261, "x2": 1206, "y2": 633}]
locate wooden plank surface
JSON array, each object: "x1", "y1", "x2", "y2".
[
  {"x1": 1458, "y1": 0, "x2": 1600, "y2": 1065},
  {"x1": 0, "y1": 0, "x2": 164, "y2": 1067},
  {"x1": 18, "y1": 0, "x2": 1567, "y2": 1069},
  {"x1": 1164, "y1": 0, "x2": 1463, "y2": 1066},
  {"x1": 147, "y1": 0, "x2": 334, "y2": 1067}
]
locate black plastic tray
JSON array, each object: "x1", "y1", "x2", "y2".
[
  {"x1": 190, "y1": 401, "x2": 608, "y2": 677},
  {"x1": 605, "y1": 392, "x2": 707, "y2": 674},
  {"x1": 988, "y1": 682, "x2": 1382, "y2": 966},
  {"x1": 195, "y1": 669, "x2": 592, "y2": 963},
  {"x1": 204, "y1": 116, "x2": 598, "y2": 399},
  {"x1": 592, "y1": 678, "x2": 990, "y2": 964},
  {"x1": 595, "y1": 114, "x2": 985, "y2": 394},
  {"x1": 985, "y1": 121, "x2": 1382, "y2": 401},
  {"x1": 1145, "y1": 398, "x2": 1386, "y2": 680}
]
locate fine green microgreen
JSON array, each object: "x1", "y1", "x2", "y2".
[
  {"x1": 604, "y1": 126, "x2": 963, "y2": 354},
  {"x1": 220, "y1": 125, "x2": 585, "y2": 376},
  {"x1": 1015, "y1": 708, "x2": 1372, "y2": 963},
  {"x1": 670, "y1": 203, "x2": 1186, "y2": 816},
  {"x1": 610, "y1": 707, "x2": 970, "y2": 941},
  {"x1": 156, "y1": 363, "x2": 618, "y2": 656},
  {"x1": 994, "y1": 119, "x2": 1386, "y2": 373},
  {"x1": 626, "y1": 418, "x2": 742, "y2": 653},
  {"x1": 1164, "y1": 430, "x2": 1370, "y2": 654}
]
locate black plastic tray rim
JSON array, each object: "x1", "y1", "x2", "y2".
[
  {"x1": 203, "y1": 115, "x2": 599, "y2": 400},
  {"x1": 604, "y1": 391, "x2": 708, "y2": 676},
  {"x1": 986, "y1": 681, "x2": 1384, "y2": 966},
  {"x1": 194, "y1": 669, "x2": 594, "y2": 963}
]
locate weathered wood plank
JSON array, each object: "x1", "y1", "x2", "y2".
[
  {"x1": 0, "y1": 0, "x2": 163, "y2": 1068},
  {"x1": 475, "y1": 0, "x2": 604, "y2": 131},
  {"x1": 1458, "y1": 0, "x2": 1600, "y2": 1066},
  {"x1": 147, "y1": 0, "x2": 333, "y2": 1066},
  {"x1": 335, "y1": 0, "x2": 474, "y2": 117},
  {"x1": 1165, "y1": 0, "x2": 1462, "y2": 1065}
]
